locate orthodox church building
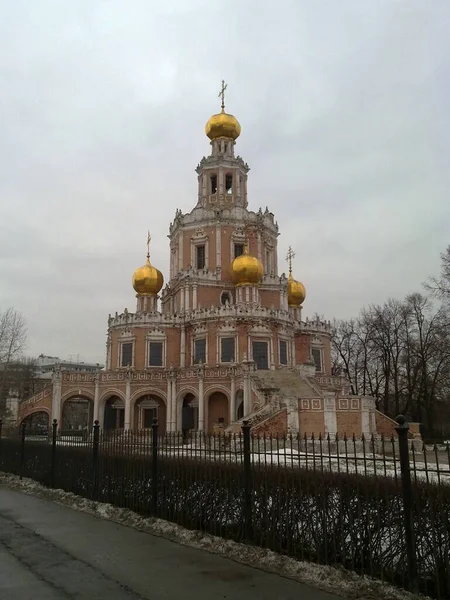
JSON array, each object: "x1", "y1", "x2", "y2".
[{"x1": 19, "y1": 86, "x2": 378, "y2": 438}]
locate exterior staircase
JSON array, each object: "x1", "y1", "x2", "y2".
[{"x1": 227, "y1": 368, "x2": 322, "y2": 433}]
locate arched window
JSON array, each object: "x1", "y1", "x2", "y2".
[
  {"x1": 210, "y1": 174, "x2": 217, "y2": 194},
  {"x1": 221, "y1": 291, "x2": 232, "y2": 305},
  {"x1": 225, "y1": 174, "x2": 233, "y2": 194}
]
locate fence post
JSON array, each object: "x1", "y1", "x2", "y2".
[
  {"x1": 50, "y1": 419, "x2": 58, "y2": 488},
  {"x1": 151, "y1": 419, "x2": 159, "y2": 516},
  {"x1": 20, "y1": 422, "x2": 26, "y2": 480},
  {"x1": 242, "y1": 420, "x2": 253, "y2": 540},
  {"x1": 92, "y1": 420, "x2": 100, "y2": 500},
  {"x1": 395, "y1": 415, "x2": 418, "y2": 593}
]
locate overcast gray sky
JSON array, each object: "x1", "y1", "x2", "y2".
[{"x1": 1, "y1": 0, "x2": 449, "y2": 364}]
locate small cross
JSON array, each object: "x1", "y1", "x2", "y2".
[
  {"x1": 146, "y1": 231, "x2": 151, "y2": 258},
  {"x1": 218, "y1": 79, "x2": 227, "y2": 110},
  {"x1": 286, "y1": 246, "x2": 295, "y2": 274}
]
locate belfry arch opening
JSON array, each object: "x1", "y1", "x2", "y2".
[
  {"x1": 210, "y1": 174, "x2": 217, "y2": 194},
  {"x1": 225, "y1": 173, "x2": 233, "y2": 194}
]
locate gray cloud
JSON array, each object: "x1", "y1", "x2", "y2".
[{"x1": 1, "y1": 0, "x2": 449, "y2": 363}]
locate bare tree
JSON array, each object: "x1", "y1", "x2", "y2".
[
  {"x1": 426, "y1": 245, "x2": 450, "y2": 301},
  {"x1": 0, "y1": 307, "x2": 27, "y2": 414}
]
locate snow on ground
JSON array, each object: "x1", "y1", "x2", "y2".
[{"x1": 0, "y1": 471, "x2": 428, "y2": 600}]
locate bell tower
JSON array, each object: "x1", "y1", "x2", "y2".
[{"x1": 196, "y1": 80, "x2": 250, "y2": 210}]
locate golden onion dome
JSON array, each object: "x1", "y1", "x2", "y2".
[
  {"x1": 287, "y1": 273, "x2": 306, "y2": 307},
  {"x1": 231, "y1": 249, "x2": 263, "y2": 287},
  {"x1": 205, "y1": 109, "x2": 241, "y2": 140},
  {"x1": 132, "y1": 257, "x2": 164, "y2": 296}
]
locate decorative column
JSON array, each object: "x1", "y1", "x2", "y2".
[
  {"x1": 193, "y1": 284, "x2": 198, "y2": 310},
  {"x1": 216, "y1": 224, "x2": 221, "y2": 270},
  {"x1": 180, "y1": 325, "x2": 186, "y2": 368},
  {"x1": 185, "y1": 285, "x2": 190, "y2": 311},
  {"x1": 166, "y1": 374, "x2": 172, "y2": 432},
  {"x1": 51, "y1": 366, "x2": 62, "y2": 424},
  {"x1": 323, "y1": 394, "x2": 337, "y2": 436},
  {"x1": 361, "y1": 397, "x2": 374, "y2": 436},
  {"x1": 124, "y1": 370, "x2": 132, "y2": 430},
  {"x1": 171, "y1": 375, "x2": 177, "y2": 431},
  {"x1": 180, "y1": 285, "x2": 185, "y2": 311},
  {"x1": 230, "y1": 370, "x2": 236, "y2": 423},
  {"x1": 291, "y1": 339, "x2": 296, "y2": 367},
  {"x1": 269, "y1": 337, "x2": 274, "y2": 370}
]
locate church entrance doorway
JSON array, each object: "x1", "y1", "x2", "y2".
[
  {"x1": 252, "y1": 341, "x2": 269, "y2": 370},
  {"x1": 207, "y1": 392, "x2": 229, "y2": 434},
  {"x1": 104, "y1": 396, "x2": 124, "y2": 431},
  {"x1": 182, "y1": 393, "x2": 198, "y2": 437},
  {"x1": 61, "y1": 397, "x2": 93, "y2": 434}
]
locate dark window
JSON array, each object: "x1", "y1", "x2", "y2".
[
  {"x1": 221, "y1": 291, "x2": 232, "y2": 305},
  {"x1": 311, "y1": 347, "x2": 322, "y2": 372},
  {"x1": 221, "y1": 337, "x2": 235, "y2": 363},
  {"x1": 252, "y1": 341, "x2": 269, "y2": 370},
  {"x1": 121, "y1": 342, "x2": 133, "y2": 367},
  {"x1": 143, "y1": 408, "x2": 157, "y2": 428},
  {"x1": 196, "y1": 245, "x2": 205, "y2": 269},
  {"x1": 194, "y1": 338, "x2": 206, "y2": 364},
  {"x1": 149, "y1": 342, "x2": 163, "y2": 366},
  {"x1": 234, "y1": 244, "x2": 244, "y2": 258},
  {"x1": 224, "y1": 143, "x2": 228, "y2": 153},
  {"x1": 210, "y1": 174, "x2": 217, "y2": 193},
  {"x1": 225, "y1": 174, "x2": 232, "y2": 194},
  {"x1": 279, "y1": 340, "x2": 288, "y2": 365}
]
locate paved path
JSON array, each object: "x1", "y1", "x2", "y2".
[{"x1": 0, "y1": 486, "x2": 343, "y2": 599}]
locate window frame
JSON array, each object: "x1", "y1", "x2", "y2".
[
  {"x1": 279, "y1": 339, "x2": 288, "y2": 365},
  {"x1": 196, "y1": 245, "x2": 206, "y2": 270},
  {"x1": 193, "y1": 337, "x2": 207, "y2": 365},
  {"x1": 311, "y1": 347, "x2": 323, "y2": 372},
  {"x1": 234, "y1": 243, "x2": 244, "y2": 259},
  {"x1": 148, "y1": 340, "x2": 164, "y2": 367},
  {"x1": 120, "y1": 341, "x2": 134, "y2": 368},
  {"x1": 220, "y1": 336, "x2": 236, "y2": 363}
]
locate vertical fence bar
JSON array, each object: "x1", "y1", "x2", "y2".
[
  {"x1": 395, "y1": 415, "x2": 418, "y2": 593},
  {"x1": 92, "y1": 420, "x2": 100, "y2": 500},
  {"x1": 19, "y1": 422, "x2": 26, "y2": 480},
  {"x1": 151, "y1": 418, "x2": 159, "y2": 516},
  {"x1": 0, "y1": 419, "x2": 2, "y2": 466},
  {"x1": 50, "y1": 419, "x2": 58, "y2": 488},
  {"x1": 242, "y1": 420, "x2": 253, "y2": 541}
]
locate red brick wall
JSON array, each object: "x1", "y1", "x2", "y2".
[
  {"x1": 252, "y1": 409, "x2": 287, "y2": 436},
  {"x1": 336, "y1": 411, "x2": 362, "y2": 436},
  {"x1": 298, "y1": 406, "x2": 325, "y2": 437}
]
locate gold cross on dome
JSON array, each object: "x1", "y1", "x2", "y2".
[
  {"x1": 146, "y1": 231, "x2": 151, "y2": 258},
  {"x1": 286, "y1": 246, "x2": 295, "y2": 274},
  {"x1": 218, "y1": 79, "x2": 227, "y2": 110}
]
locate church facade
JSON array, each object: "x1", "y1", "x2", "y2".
[{"x1": 18, "y1": 89, "x2": 378, "y2": 438}]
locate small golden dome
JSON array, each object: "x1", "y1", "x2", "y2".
[
  {"x1": 205, "y1": 109, "x2": 241, "y2": 140},
  {"x1": 231, "y1": 250, "x2": 263, "y2": 287},
  {"x1": 287, "y1": 273, "x2": 306, "y2": 307},
  {"x1": 132, "y1": 257, "x2": 164, "y2": 296}
]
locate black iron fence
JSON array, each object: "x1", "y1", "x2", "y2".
[{"x1": 0, "y1": 417, "x2": 449, "y2": 599}]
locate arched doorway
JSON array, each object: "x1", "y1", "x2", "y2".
[
  {"x1": 104, "y1": 396, "x2": 124, "y2": 431},
  {"x1": 134, "y1": 395, "x2": 166, "y2": 434},
  {"x1": 21, "y1": 411, "x2": 49, "y2": 434},
  {"x1": 182, "y1": 393, "x2": 198, "y2": 434},
  {"x1": 208, "y1": 391, "x2": 229, "y2": 434},
  {"x1": 236, "y1": 389, "x2": 244, "y2": 420},
  {"x1": 61, "y1": 397, "x2": 93, "y2": 433}
]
